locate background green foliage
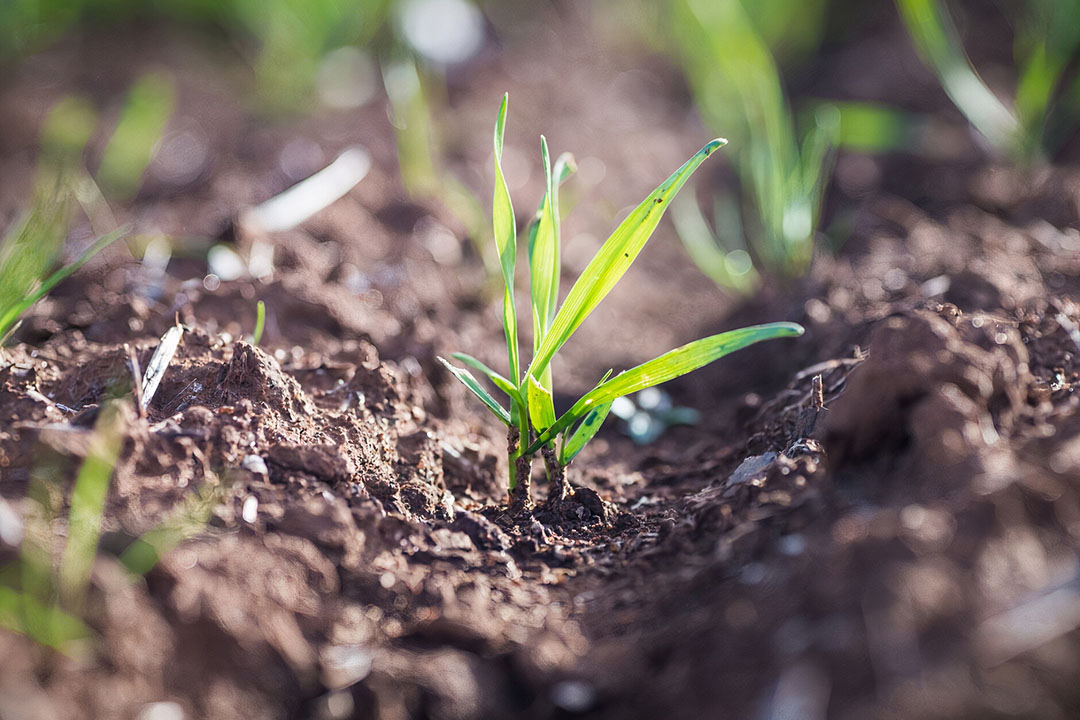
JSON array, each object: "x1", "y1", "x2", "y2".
[{"x1": 1, "y1": 0, "x2": 394, "y2": 110}]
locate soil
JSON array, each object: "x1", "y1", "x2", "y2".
[{"x1": 3, "y1": 5, "x2": 1080, "y2": 720}]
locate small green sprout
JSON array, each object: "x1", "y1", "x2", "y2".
[
  {"x1": 440, "y1": 94, "x2": 804, "y2": 511},
  {"x1": 253, "y1": 300, "x2": 266, "y2": 346}
]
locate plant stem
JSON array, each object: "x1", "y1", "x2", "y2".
[
  {"x1": 507, "y1": 424, "x2": 519, "y2": 490},
  {"x1": 509, "y1": 454, "x2": 533, "y2": 515},
  {"x1": 507, "y1": 425, "x2": 534, "y2": 515},
  {"x1": 542, "y1": 446, "x2": 570, "y2": 504}
]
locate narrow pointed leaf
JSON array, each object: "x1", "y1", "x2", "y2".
[
  {"x1": 527, "y1": 321, "x2": 802, "y2": 454},
  {"x1": 527, "y1": 374, "x2": 556, "y2": 436},
  {"x1": 895, "y1": 0, "x2": 1019, "y2": 150},
  {"x1": 439, "y1": 356, "x2": 511, "y2": 425},
  {"x1": 492, "y1": 94, "x2": 519, "y2": 379},
  {"x1": 553, "y1": 152, "x2": 577, "y2": 188},
  {"x1": 527, "y1": 138, "x2": 726, "y2": 382},
  {"x1": 526, "y1": 152, "x2": 578, "y2": 257},
  {"x1": 559, "y1": 401, "x2": 612, "y2": 465},
  {"x1": 531, "y1": 304, "x2": 543, "y2": 355},
  {"x1": 529, "y1": 136, "x2": 559, "y2": 351},
  {"x1": 0, "y1": 225, "x2": 128, "y2": 340},
  {"x1": 452, "y1": 352, "x2": 522, "y2": 404},
  {"x1": 0, "y1": 586, "x2": 91, "y2": 652},
  {"x1": 526, "y1": 150, "x2": 577, "y2": 356}
]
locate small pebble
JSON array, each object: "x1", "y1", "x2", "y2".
[
  {"x1": 0, "y1": 496, "x2": 24, "y2": 547},
  {"x1": 242, "y1": 454, "x2": 268, "y2": 475},
  {"x1": 137, "y1": 702, "x2": 184, "y2": 720},
  {"x1": 242, "y1": 495, "x2": 258, "y2": 524},
  {"x1": 551, "y1": 679, "x2": 597, "y2": 713}
]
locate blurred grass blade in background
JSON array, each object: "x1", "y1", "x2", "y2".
[
  {"x1": 1013, "y1": 0, "x2": 1080, "y2": 154},
  {"x1": 895, "y1": 0, "x2": 1020, "y2": 152},
  {"x1": 0, "y1": 225, "x2": 127, "y2": 344},
  {"x1": 96, "y1": 72, "x2": 176, "y2": 200},
  {"x1": 896, "y1": 0, "x2": 1080, "y2": 159},
  {"x1": 669, "y1": 0, "x2": 837, "y2": 279},
  {"x1": 671, "y1": 188, "x2": 758, "y2": 294},
  {"x1": 119, "y1": 483, "x2": 224, "y2": 576},
  {"x1": 383, "y1": 54, "x2": 493, "y2": 271},
  {"x1": 825, "y1": 100, "x2": 919, "y2": 153},
  {"x1": 39, "y1": 95, "x2": 97, "y2": 168},
  {"x1": 0, "y1": 586, "x2": 90, "y2": 653},
  {"x1": 58, "y1": 403, "x2": 126, "y2": 610}
]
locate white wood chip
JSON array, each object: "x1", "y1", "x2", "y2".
[{"x1": 141, "y1": 323, "x2": 183, "y2": 410}]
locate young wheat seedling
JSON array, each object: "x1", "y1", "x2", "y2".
[{"x1": 441, "y1": 94, "x2": 804, "y2": 513}]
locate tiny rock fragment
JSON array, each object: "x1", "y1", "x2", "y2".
[{"x1": 242, "y1": 453, "x2": 268, "y2": 476}]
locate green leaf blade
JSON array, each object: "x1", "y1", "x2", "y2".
[
  {"x1": 439, "y1": 356, "x2": 512, "y2": 425},
  {"x1": 529, "y1": 136, "x2": 559, "y2": 351},
  {"x1": 526, "y1": 321, "x2": 803, "y2": 454},
  {"x1": 492, "y1": 93, "x2": 520, "y2": 380},
  {"x1": 527, "y1": 138, "x2": 727, "y2": 382},
  {"x1": 0, "y1": 225, "x2": 128, "y2": 342},
  {"x1": 585, "y1": 321, "x2": 804, "y2": 401},
  {"x1": 559, "y1": 401, "x2": 613, "y2": 465},
  {"x1": 451, "y1": 352, "x2": 522, "y2": 404},
  {"x1": 527, "y1": 374, "x2": 557, "y2": 440}
]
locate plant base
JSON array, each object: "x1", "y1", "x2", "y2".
[{"x1": 509, "y1": 453, "x2": 533, "y2": 516}]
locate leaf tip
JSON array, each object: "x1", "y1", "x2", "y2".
[
  {"x1": 560, "y1": 152, "x2": 578, "y2": 174},
  {"x1": 495, "y1": 94, "x2": 509, "y2": 150}
]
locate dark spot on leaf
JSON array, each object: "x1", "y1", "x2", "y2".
[
  {"x1": 654, "y1": 197, "x2": 664, "y2": 204},
  {"x1": 623, "y1": 253, "x2": 629, "y2": 258}
]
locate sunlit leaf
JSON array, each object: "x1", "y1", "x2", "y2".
[
  {"x1": 527, "y1": 374, "x2": 556, "y2": 437},
  {"x1": 527, "y1": 149, "x2": 577, "y2": 355},
  {"x1": 452, "y1": 352, "x2": 521, "y2": 403},
  {"x1": 529, "y1": 135, "x2": 560, "y2": 350},
  {"x1": 526, "y1": 138, "x2": 726, "y2": 382},
  {"x1": 439, "y1": 356, "x2": 511, "y2": 425},
  {"x1": 527, "y1": 322, "x2": 803, "y2": 454},
  {"x1": 0, "y1": 225, "x2": 128, "y2": 343},
  {"x1": 492, "y1": 93, "x2": 520, "y2": 380},
  {"x1": 559, "y1": 401, "x2": 612, "y2": 465}
]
